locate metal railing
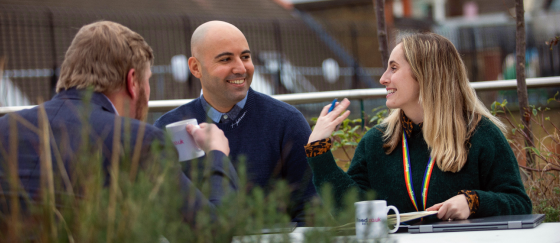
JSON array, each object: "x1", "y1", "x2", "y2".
[{"x1": 1, "y1": 76, "x2": 559, "y2": 115}]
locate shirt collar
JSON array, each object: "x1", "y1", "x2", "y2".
[
  {"x1": 102, "y1": 94, "x2": 119, "y2": 115},
  {"x1": 200, "y1": 91, "x2": 249, "y2": 123}
]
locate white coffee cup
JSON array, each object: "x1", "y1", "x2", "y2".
[
  {"x1": 165, "y1": 119, "x2": 205, "y2": 161},
  {"x1": 354, "y1": 200, "x2": 400, "y2": 240}
]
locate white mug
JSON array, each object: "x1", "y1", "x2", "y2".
[
  {"x1": 165, "y1": 119, "x2": 205, "y2": 161},
  {"x1": 354, "y1": 200, "x2": 400, "y2": 240}
]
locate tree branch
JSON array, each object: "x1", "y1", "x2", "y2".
[
  {"x1": 373, "y1": 0, "x2": 389, "y2": 70},
  {"x1": 519, "y1": 164, "x2": 560, "y2": 172}
]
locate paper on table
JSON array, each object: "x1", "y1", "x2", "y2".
[
  {"x1": 331, "y1": 211, "x2": 438, "y2": 232},
  {"x1": 388, "y1": 211, "x2": 438, "y2": 225}
]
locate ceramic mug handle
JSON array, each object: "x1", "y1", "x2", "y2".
[{"x1": 386, "y1": 205, "x2": 400, "y2": 233}]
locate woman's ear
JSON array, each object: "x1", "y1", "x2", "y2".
[{"x1": 126, "y1": 68, "x2": 137, "y2": 99}]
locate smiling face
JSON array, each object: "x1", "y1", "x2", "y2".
[
  {"x1": 379, "y1": 43, "x2": 421, "y2": 116},
  {"x1": 190, "y1": 22, "x2": 253, "y2": 113}
]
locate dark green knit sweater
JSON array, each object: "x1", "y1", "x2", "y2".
[{"x1": 308, "y1": 117, "x2": 532, "y2": 218}]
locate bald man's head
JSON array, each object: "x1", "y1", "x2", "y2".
[
  {"x1": 191, "y1": 21, "x2": 246, "y2": 59},
  {"x1": 187, "y1": 21, "x2": 254, "y2": 113}
]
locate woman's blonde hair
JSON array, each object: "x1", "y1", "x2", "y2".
[
  {"x1": 381, "y1": 32, "x2": 506, "y2": 173},
  {"x1": 56, "y1": 21, "x2": 153, "y2": 93}
]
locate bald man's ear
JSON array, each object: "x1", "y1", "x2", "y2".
[{"x1": 188, "y1": 57, "x2": 203, "y2": 79}]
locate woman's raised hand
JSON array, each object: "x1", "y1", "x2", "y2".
[{"x1": 308, "y1": 98, "x2": 351, "y2": 144}]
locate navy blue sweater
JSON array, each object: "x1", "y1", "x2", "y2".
[{"x1": 154, "y1": 88, "x2": 317, "y2": 224}]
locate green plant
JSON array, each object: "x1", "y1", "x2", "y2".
[
  {"x1": 312, "y1": 106, "x2": 388, "y2": 171},
  {"x1": 491, "y1": 91, "x2": 560, "y2": 222},
  {"x1": 0, "y1": 95, "x2": 372, "y2": 242}
]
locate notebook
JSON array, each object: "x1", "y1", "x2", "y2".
[{"x1": 408, "y1": 214, "x2": 545, "y2": 234}]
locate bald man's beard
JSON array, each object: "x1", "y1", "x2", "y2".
[{"x1": 135, "y1": 86, "x2": 149, "y2": 122}]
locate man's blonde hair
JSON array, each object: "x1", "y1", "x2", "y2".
[
  {"x1": 381, "y1": 32, "x2": 506, "y2": 173},
  {"x1": 56, "y1": 21, "x2": 153, "y2": 93}
]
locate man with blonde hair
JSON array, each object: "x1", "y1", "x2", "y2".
[
  {"x1": 0, "y1": 21, "x2": 238, "y2": 223},
  {"x1": 55, "y1": 21, "x2": 153, "y2": 121}
]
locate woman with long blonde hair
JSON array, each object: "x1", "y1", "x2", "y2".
[{"x1": 306, "y1": 32, "x2": 531, "y2": 221}]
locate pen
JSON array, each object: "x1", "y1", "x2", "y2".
[{"x1": 327, "y1": 98, "x2": 337, "y2": 113}]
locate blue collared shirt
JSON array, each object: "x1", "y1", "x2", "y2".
[
  {"x1": 102, "y1": 94, "x2": 119, "y2": 115},
  {"x1": 200, "y1": 91, "x2": 248, "y2": 123}
]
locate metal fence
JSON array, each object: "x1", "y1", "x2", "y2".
[
  {"x1": 0, "y1": 5, "x2": 383, "y2": 108},
  {"x1": 2, "y1": 4, "x2": 560, "y2": 111}
]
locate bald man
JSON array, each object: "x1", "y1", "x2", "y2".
[{"x1": 154, "y1": 21, "x2": 317, "y2": 225}]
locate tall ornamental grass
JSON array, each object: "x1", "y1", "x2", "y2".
[{"x1": 0, "y1": 93, "x2": 367, "y2": 242}]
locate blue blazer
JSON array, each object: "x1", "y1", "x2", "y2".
[{"x1": 0, "y1": 88, "x2": 238, "y2": 222}]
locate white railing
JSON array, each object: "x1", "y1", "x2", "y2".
[{"x1": 2, "y1": 76, "x2": 560, "y2": 115}]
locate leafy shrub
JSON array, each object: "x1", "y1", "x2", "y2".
[
  {"x1": 491, "y1": 92, "x2": 560, "y2": 222},
  {"x1": 0, "y1": 101, "x2": 366, "y2": 242},
  {"x1": 312, "y1": 107, "x2": 388, "y2": 171}
]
